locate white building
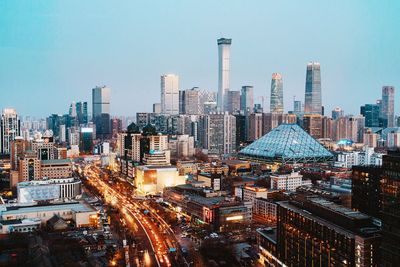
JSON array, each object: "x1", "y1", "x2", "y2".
[
  {"x1": 161, "y1": 74, "x2": 179, "y2": 115},
  {"x1": 17, "y1": 178, "x2": 82, "y2": 203},
  {"x1": 0, "y1": 202, "x2": 98, "y2": 229},
  {"x1": 270, "y1": 172, "x2": 304, "y2": 192},
  {"x1": 335, "y1": 147, "x2": 383, "y2": 168},
  {"x1": 253, "y1": 198, "x2": 277, "y2": 223},
  {"x1": 217, "y1": 38, "x2": 231, "y2": 112},
  {"x1": 1, "y1": 108, "x2": 21, "y2": 154}
]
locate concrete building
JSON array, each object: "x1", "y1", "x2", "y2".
[
  {"x1": 227, "y1": 91, "x2": 241, "y2": 113},
  {"x1": 248, "y1": 113, "x2": 263, "y2": 141},
  {"x1": 161, "y1": 74, "x2": 179, "y2": 115},
  {"x1": 201, "y1": 113, "x2": 236, "y2": 155},
  {"x1": 0, "y1": 202, "x2": 98, "y2": 229},
  {"x1": 17, "y1": 178, "x2": 82, "y2": 203},
  {"x1": 270, "y1": 172, "x2": 304, "y2": 191},
  {"x1": 1, "y1": 108, "x2": 21, "y2": 155}
]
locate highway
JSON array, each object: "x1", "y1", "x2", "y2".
[{"x1": 81, "y1": 162, "x2": 183, "y2": 267}]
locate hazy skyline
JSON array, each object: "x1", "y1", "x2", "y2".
[{"x1": 1, "y1": 1, "x2": 399, "y2": 117}]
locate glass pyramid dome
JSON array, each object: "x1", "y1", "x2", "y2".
[{"x1": 239, "y1": 123, "x2": 333, "y2": 163}]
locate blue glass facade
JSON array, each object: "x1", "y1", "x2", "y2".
[{"x1": 238, "y1": 124, "x2": 333, "y2": 163}]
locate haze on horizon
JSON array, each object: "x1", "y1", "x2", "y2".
[{"x1": 0, "y1": 1, "x2": 399, "y2": 118}]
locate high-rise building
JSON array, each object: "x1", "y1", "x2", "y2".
[
  {"x1": 352, "y1": 150, "x2": 400, "y2": 265},
  {"x1": 92, "y1": 86, "x2": 111, "y2": 138},
  {"x1": 248, "y1": 113, "x2": 263, "y2": 141},
  {"x1": 331, "y1": 107, "x2": 344, "y2": 120},
  {"x1": 380, "y1": 150, "x2": 400, "y2": 264},
  {"x1": 240, "y1": 86, "x2": 254, "y2": 115},
  {"x1": 80, "y1": 127, "x2": 94, "y2": 154},
  {"x1": 227, "y1": 91, "x2": 240, "y2": 113},
  {"x1": 293, "y1": 100, "x2": 302, "y2": 115},
  {"x1": 161, "y1": 74, "x2": 179, "y2": 115},
  {"x1": 361, "y1": 103, "x2": 380, "y2": 127},
  {"x1": 304, "y1": 62, "x2": 322, "y2": 114},
  {"x1": 302, "y1": 114, "x2": 322, "y2": 139},
  {"x1": 182, "y1": 88, "x2": 201, "y2": 115},
  {"x1": 270, "y1": 73, "x2": 283, "y2": 113},
  {"x1": 201, "y1": 113, "x2": 236, "y2": 155},
  {"x1": 217, "y1": 38, "x2": 232, "y2": 112},
  {"x1": 381, "y1": 86, "x2": 395, "y2": 128},
  {"x1": 1, "y1": 108, "x2": 21, "y2": 155},
  {"x1": 76, "y1": 101, "x2": 88, "y2": 125}
]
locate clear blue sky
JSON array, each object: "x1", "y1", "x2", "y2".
[{"x1": 1, "y1": 1, "x2": 399, "y2": 118}]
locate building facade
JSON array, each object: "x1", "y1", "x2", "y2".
[{"x1": 304, "y1": 62, "x2": 322, "y2": 114}]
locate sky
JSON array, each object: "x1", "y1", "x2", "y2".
[{"x1": 1, "y1": 1, "x2": 400, "y2": 118}]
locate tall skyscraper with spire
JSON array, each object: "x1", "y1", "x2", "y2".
[
  {"x1": 270, "y1": 73, "x2": 284, "y2": 113},
  {"x1": 217, "y1": 38, "x2": 232, "y2": 112},
  {"x1": 304, "y1": 62, "x2": 322, "y2": 114}
]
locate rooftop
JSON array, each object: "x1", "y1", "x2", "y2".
[
  {"x1": 2, "y1": 202, "x2": 95, "y2": 216},
  {"x1": 41, "y1": 159, "x2": 72, "y2": 165}
]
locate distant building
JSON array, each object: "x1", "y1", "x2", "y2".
[
  {"x1": 80, "y1": 127, "x2": 94, "y2": 153},
  {"x1": 361, "y1": 103, "x2": 380, "y2": 127},
  {"x1": 1, "y1": 108, "x2": 21, "y2": 155},
  {"x1": 92, "y1": 86, "x2": 111, "y2": 138},
  {"x1": 381, "y1": 86, "x2": 395, "y2": 128},
  {"x1": 304, "y1": 62, "x2": 322, "y2": 114},
  {"x1": 240, "y1": 86, "x2": 254, "y2": 115},
  {"x1": 217, "y1": 38, "x2": 232, "y2": 112},
  {"x1": 153, "y1": 103, "x2": 161, "y2": 114},
  {"x1": 161, "y1": 74, "x2": 179, "y2": 115},
  {"x1": 331, "y1": 107, "x2": 344, "y2": 120},
  {"x1": 302, "y1": 114, "x2": 322, "y2": 139},
  {"x1": 270, "y1": 73, "x2": 283, "y2": 113},
  {"x1": 227, "y1": 91, "x2": 241, "y2": 113}
]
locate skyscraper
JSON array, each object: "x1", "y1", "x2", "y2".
[
  {"x1": 1, "y1": 108, "x2": 21, "y2": 155},
  {"x1": 161, "y1": 74, "x2": 179, "y2": 115},
  {"x1": 270, "y1": 73, "x2": 283, "y2": 113},
  {"x1": 240, "y1": 86, "x2": 254, "y2": 115},
  {"x1": 293, "y1": 100, "x2": 302, "y2": 115},
  {"x1": 217, "y1": 38, "x2": 232, "y2": 112},
  {"x1": 361, "y1": 103, "x2": 380, "y2": 127},
  {"x1": 304, "y1": 62, "x2": 322, "y2": 114},
  {"x1": 381, "y1": 86, "x2": 395, "y2": 128},
  {"x1": 92, "y1": 86, "x2": 111, "y2": 138},
  {"x1": 76, "y1": 101, "x2": 88, "y2": 125},
  {"x1": 227, "y1": 91, "x2": 240, "y2": 113}
]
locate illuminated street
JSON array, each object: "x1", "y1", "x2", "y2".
[{"x1": 81, "y1": 162, "x2": 185, "y2": 267}]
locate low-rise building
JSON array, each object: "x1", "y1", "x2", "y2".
[{"x1": 270, "y1": 172, "x2": 305, "y2": 191}]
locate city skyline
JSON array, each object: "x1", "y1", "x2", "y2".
[{"x1": 1, "y1": 1, "x2": 400, "y2": 118}]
